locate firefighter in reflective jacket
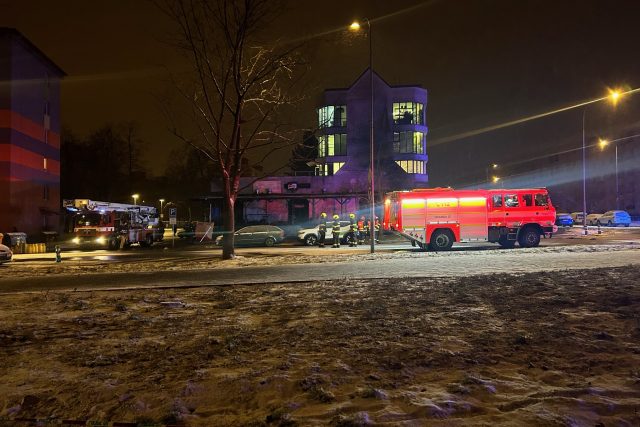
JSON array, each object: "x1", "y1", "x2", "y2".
[
  {"x1": 318, "y1": 212, "x2": 327, "y2": 247},
  {"x1": 357, "y1": 216, "x2": 366, "y2": 245},
  {"x1": 374, "y1": 216, "x2": 381, "y2": 243},
  {"x1": 347, "y1": 213, "x2": 357, "y2": 247},
  {"x1": 332, "y1": 214, "x2": 341, "y2": 248}
]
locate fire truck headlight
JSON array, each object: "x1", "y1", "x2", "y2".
[
  {"x1": 95, "y1": 237, "x2": 106, "y2": 244},
  {"x1": 72, "y1": 237, "x2": 80, "y2": 244}
]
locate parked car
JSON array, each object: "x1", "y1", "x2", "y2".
[
  {"x1": 555, "y1": 213, "x2": 573, "y2": 227},
  {"x1": 570, "y1": 212, "x2": 585, "y2": 223},
  {"x1": 215, "y1": 225, "x2": 285, "y2": 247},
  {"x1": 597, "y1": 210, "x2": 631, "y2": 227},
  {"x1": 586, "y1": 213, "x2": 603, "y2": 226},
  {"x1": 297, "y1": 221, "x2": 355, "y2": 246},
  {"x1": 0, "y1": 243, "x2": 13, "y2": 264}
]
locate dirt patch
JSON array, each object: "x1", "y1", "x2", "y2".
[{"x1": 1, "y1": 267, "x2": 640, "y2": 425}]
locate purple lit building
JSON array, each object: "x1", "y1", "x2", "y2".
[
  {"x1": 0, "y1": 28, "x2": 65, "y2": 239},
  {"x1": 221, "y1": 70, "x2": 430, "y2": 225}
]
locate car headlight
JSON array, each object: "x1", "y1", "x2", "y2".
[
  {"x1": 95, "y1": 236, "x2": 106, "y2": 244},
  {"x1": 72, "y1": 237, "x2": 80, "y2": 244}
]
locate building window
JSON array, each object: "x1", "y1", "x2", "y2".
[
  {"x1": 393, "y1": 131, "x2": 424, "y2": 154},
  {"x1": 393, "y1": 102, "x2": 424, "y2": 125},
  {"x1": 318, "y1": 105, "x2": 347, "y2": 128},
  {"x1": 395, "y1": 160, "x2": 425, "y2": 174},
  {"x1": 318, "y1": 162, "x2": 345, "y2": 176},
  {"x1": 43, "y1": 157, "x2": 48, "y2": 170},
  {"x1": 318, "y1": 134, "x2": 347, "y2": 157}
]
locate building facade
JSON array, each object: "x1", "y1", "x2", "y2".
[
  {"x1": 207, "y1": 70, "x2": 430, "y2": 226},
  {"x1": 0, "y1": 28, "x2": 65, "y2": 238}
]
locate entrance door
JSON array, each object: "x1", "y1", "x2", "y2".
[{"x1": 288, "y1": 199, "x2": 310, "y2": 224}]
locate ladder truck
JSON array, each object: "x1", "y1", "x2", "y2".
[{"x1": 64, "y1": 199, "x2": 165, "y2": 250}]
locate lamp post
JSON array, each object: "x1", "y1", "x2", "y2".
[
  {"x1": 159, "y1": 198, "x2": 165, "y2": 219},
  {"x1": 132, "y1": 193, "x2": 139, "y2": 206},
  {"x1": 581, "y1": 89, "x2": 622, "y2": 235},
  {"x1": 599, "y1": 134, "x2": 640, "y2": 210},
  {"x1": 350, "y1": 19, "x2": 375, "y2": 254},
  {"x1": 486, "y1": 163, "x2": 498, "y2": 185}
]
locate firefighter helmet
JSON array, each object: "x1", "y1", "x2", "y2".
[
  {"x1": 320, "y1": 212, "x2": 327, "y2": 218},
  {"x1": 349, "y1": 213, "x2": 356, "y2": 219},
  {"x1": 333, "y1": 214, "x2": 340, "y2": 220}
]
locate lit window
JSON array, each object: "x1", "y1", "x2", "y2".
[
  {"x1": 393, "y1": 102, "x2": 424, "y2": 125},
  {"x1": 318, "y1": 105, "x2": 347, "y2": 128},
  {"x1": 319, "y1": 134, "x2": 347, "y2": 157},
  {"x1": 393, "y1": 131, "x2": 424, "y2": 154},
  {"x1": 43, "y1": 157, "x2": 48, "y2": 170},
  {"x1": 395, "y1": 160, "x2": 425, "y2": 174},
  {"x1": 319, "y1": 162, "x2": 345, "y2": 176}
]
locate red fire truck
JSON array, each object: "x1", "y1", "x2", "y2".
[
  {"x1": 383, "y1": 187, "x2": 556, "y2": 250},
  {"x1": 64, "y1": 199, "x2": 164, "y2": 250}
]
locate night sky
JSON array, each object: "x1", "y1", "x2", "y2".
[{"x1": 2, "y1": 0, "x2": 639, "y2": 185}]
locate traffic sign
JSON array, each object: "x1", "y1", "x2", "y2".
[{"x1": 169, "y1": 208, "x2": 177, "y2": 225}]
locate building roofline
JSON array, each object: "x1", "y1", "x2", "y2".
[
  {"x1": 324, "y1": 68, "x2": 424, "y2": 92},
  {"x1": 0, "y1": 28, "x2": 66, "y2": 77}
]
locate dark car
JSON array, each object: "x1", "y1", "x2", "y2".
[
  {"x1": 215, "y1": 225, "x2": 285, "y2": 247},
  {"x1": 555, "y1": 213, "x2": 573, "y2": 227}
]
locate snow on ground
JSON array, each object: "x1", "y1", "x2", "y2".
[
  {"x1": 1, "y1": 267, "x2": 639, "y2": 426},
  {"x1": 3, "y1": 240, "x2": 640, "y2": 280}
]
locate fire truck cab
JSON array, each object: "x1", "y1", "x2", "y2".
[
  {"x1": 64, "y1": 199, "x2": 164, "y2": 250},
  {"x1": 383, "y1": 187, "x2": 556, "y2": 250}
]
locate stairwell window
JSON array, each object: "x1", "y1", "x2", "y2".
[
  {"x1": 318, "y1": 162, "x2": 345, "y2": 176},
  {"x1": 395, "y1": 160, "x2": 425, "y2": 174},
  {"x1": 318, "y1": 105, "x2": 347, "y2": 128},
  {"x1": 318, "y1": 134, "x2": 347, "y2": 157},
  {"x1": 393, "y1": 131, "x2": 424, "y2": 154},
  {"x1": 393, "y1": 102, "x2": 424, "y2": 125}
]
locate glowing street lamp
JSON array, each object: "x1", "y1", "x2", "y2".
[
  {"x1": 486, "y1": 163, "x2": 498, "y2": 184},
  {"x1": 349, "y1": 18, "x2": 375, "y2": 254},
  {"x1": 492, "y1": 176, "x2": 500, "y2": 184},
  {"x1": 159, "y1": 198, "x2": 165, "y2": 219},
  {"x1": 608, "y1": 89, "x2": 621, "y2": 106},
  {"x1": 581, "y1": 89, "x2": 623, "y2": 235},
  {"x1": 598, "y1": 134, "x2": 640, "y2": 210},
  {"x1": 132, "y1": 193, "x2": 139, "y2": 206}
]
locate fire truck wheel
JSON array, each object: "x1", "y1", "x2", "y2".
[
  {"x1": 518, "y1": 227, "x2": 541, "y2": 248},
  {"x1": 429, "y1": 229, "x2": 454, "y2": 251}
]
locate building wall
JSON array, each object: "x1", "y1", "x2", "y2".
[
  {"x1": 0, "y1": 29, "x2": 63, "y2": 239},
  {"x1": 319, "y1": 70, "x2": 429, "y2": 193}
]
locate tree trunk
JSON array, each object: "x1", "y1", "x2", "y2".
[{"x1": 222, "y1": 193, "x2": 236, "y2": 260}]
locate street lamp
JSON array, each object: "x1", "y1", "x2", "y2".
[
  {"x1": 598, "y1": 134, "x2": 640, "y2": 210},
  {"x1": 486, "y1": 163, "x2": 498, "y2": 185},
  {"x1": 132, "y1": 193, "x2": 139, "y2": 206},
  {"x1": 492, "y1": 176, "x2": 500, "y2": 184},
  {"x1": 581, "y1": 89, "x2": 622, "y2": 235},
  {"x1": 350, "y1": 18, "x2": 375, "y2": 254},
  {"x1": 159, "y1": 198, "x2": 165, "y2": 219}
]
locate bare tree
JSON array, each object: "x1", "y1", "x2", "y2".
[{"x1": 157, "y1": 0, "x2": 304, "y2": 259}]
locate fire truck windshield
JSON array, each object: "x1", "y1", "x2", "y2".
[{"x1": 75, "y1": 212, "x2": 103, "y2": 227}]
